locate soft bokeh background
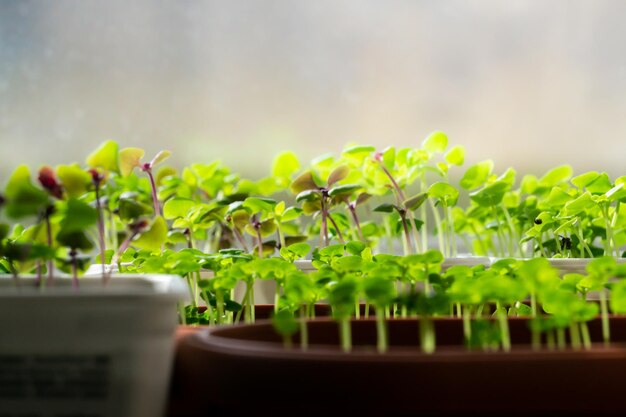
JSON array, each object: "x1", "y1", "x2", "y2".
[{"x1": 1, "y1": 0, "x2": 625, "y2": 181}]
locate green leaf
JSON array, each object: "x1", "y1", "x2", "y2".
[
  {"x1": 382, "y1": 147, "x2": 396, "y2": 170},
  {"x1": 544, "y1": 187, "x2": 571, "y2": 208},
  {"x1": 373, "y1": 203, "x2": 397, "y2": 213},
  {"x1": 272, "y1": 309, "x2": 299, "y2": 336},
  {"x1": 422, "y1": 131, "x2": 448, "y2": 154},
  {"x1": 586, "y1": 173, "x2": 612, "y2": 194},
  {"x1": 132, "y1": 216, "x2": 168, "y2": 252},
  {"x1": 295, "y1": 190, "x2": 320, "y2": 203},
  {"x1": 243, "y1": 197, "x2": 277, "y2": 214},
  {"x1": 343, "y1": 145, "x2": 376, "y2": 155},
  {"x1": 460, "y1": 160, "x2": 493, "y2": 190},
  {"x1": 281, "y1": 207, "x2": 303, "y2": 222},
  {"x1": 86, "y1": 140, "x2": 119, "y2": 173},
  {"x1": 328, "y1": 184, "x2": 361, "y2": 197},
  {"x1": 259, "y1": 219, "x2": 277, "y2": 237},
  {"x1": 444, "y1": 145, "x2": 465, "y2": 166},
  {"x1": 342, "y1": 145, "x2": 376, "y2": 166},
  {"x1": 327, "y1": 165, "x2": 350, "y2": 186},
  {"x1": 345, "y1": 240, "x2": 367, "y2": 255},
  {"x1": 564, "y1": 192, "x2": 596, "y2": 216},
  {"x1": 150, "y1": 150, "x2": 171, "y2": 167},
  {"x1": 56, "y1": 164, "x2": 91, "y2": 198},
  {"x1": 4, "y1": 165, "x2": 49, "y2": 219},
  {"x1": 521, "y1": 175, "x2": 538, "y2": 194},
  {"x1": 571, "y1": 171, "x2": 600, "y2": 189},
  {"x1": 290, "y1": 171, "x2": 318, "y2": 194},
  {"x1": 285, "y1": 242, "x2": 311, "y2": 258},
  {"x1": 355, "y1": 193, "x2": 371, "y2": 206},
  {"x1": 163, "y1": 198, "x2": 195, "y2": 219},
  {"x1": 60, "y1": 198, "x2": 97, "y2": 233},
  {"x1": 364, "y1": 275, "x2": 395, "y2": 306},
  {"x1": 469, "y1": 181, "x2": 509, "y2": 207},
  {"x1": 428, "y1": 182, "x2": 459, "y2": 206},
  {"x1": 272, "y1": 151, "x2": 300, "y2": 178},
  {"x1": 403, "y1": 193, "x2": 428, "y2": 211},
  {"x1": 56, "y1": 230, "x2": 93, "y2": 251},
  {"x1": 610, "y1": 280, "x2": 626, "y2": 314},
  {"x1": 119, "y1": 147, "x2": 145, "y2": 177},
  {"x1": 539, "y1": 165, "x2": 573, "y2": 187}
]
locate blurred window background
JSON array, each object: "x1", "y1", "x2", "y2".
[{"x1": 1, "y1": 0, "x2": 625, "y2": 179}]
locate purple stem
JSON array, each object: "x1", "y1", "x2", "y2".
[
  {"x1": 255, "y1": 227, "x2": 264, "y2": 258},
  {"x1": 378, "y1": 162, "x2": 406, "y2": 203},
  {"x1": 320, "y1": 197, "x2": 329, "y2": 247},
  {"x1": 327, "y1": 213, "x2": 345, "y2": 244},
  {"x1": 233, "y1": 227, "x2": 250, "y2": 253},
  {"x1": 348, "y1": 204, "x2": 365, "y2": 242},
  {"x1": 145, "y1": 168, "x2": 161, "y2": 217},
  {"x1": 106, "y1": 231, "x2": 138, "y2": 285}
]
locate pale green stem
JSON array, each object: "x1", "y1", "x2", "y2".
[
  {"x1": 496, "y1": 302, "x2": 511, "y2": 352},
  {"x1": 580, "y1": 322, "x2": 591, "y2": 350},
  {"x1": 300, "y1": 305, "x2": 308, "y2": 351},
  {"x1": 339, "y1": 318, "x2": 352, "y2": 353},
  {"x1": 375, "y1": 306, "x2": 388, "y2": 353},
  {"x1": 600, "y1": 289, "x2": 610, "y2": 345}
]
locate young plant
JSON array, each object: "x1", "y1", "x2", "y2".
[
  {"x1": 119, "y1": 147, "x2": 171, "y2": 216},
  {"x1": 291, "y1": 165, "x2": 351, "y2": 246}
]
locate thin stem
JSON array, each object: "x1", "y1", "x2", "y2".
[
  {"x1": 420, "y1": 316, "x2": 435, "y2": 354},
  {"x1": 462, "y1": 305, "x2": 472, "y2": 345},
  {"x1": 407, "y1": 211, "x2": 422, "y2": 254},
  {"x1": 70, "y1": 249, "x2": 79, "y2": 291},
  {"x1": 496, "y1": 302, "x2": 511, "y2": 352},
  {"x1": 492, "y1": 206, "x2": 507, "y2": 258},
  {"x1": 327, "y1": 213, "x2": 345, "y2": 244},
  {"x1": 215, "y1": 290, "x2": 224, "y2": 325},
  {"x1": 109, "y1": 231, "x2": 137, "y2": 275},
  {"x1": 145, "y1": 168, "x2": 161, "y2": 216},
  {"x1": 441, "y1": 203, "x2": 450, "y2": 257},
  {"x1": 94, "y1": 184, "x2": 107, "y2": 281},
  {"x1": 276, "y1": 223, "x2": 286, "y2": 249},
  {"x1": 339, "y1": 318, "x2": 352, "y2": 353},
  {"x1": 556, "y1": 327, "x2": 566, "y2": 350},
  {"x1": 546, "y1": 329, "x2": 555, "y2": 350},
  {"x1": 379, "y1": 163, "x2": 405, "y2": 201},
  {"x1": 448, "y1": 205, "x2": 458, "y2": 257},
  {"x1": 576, "y1": 222, "x2": 594, "y2": 258},
  {"x1": 44, "y1": 213, "x2": 54, "y2": 285},
  {"x1": 255, "y1": 227, "x2": 264, "y2": 259},
  {"x1": 600, "y1": 289, "x2": 610, "y2": 345},
  {"x1": 375, "y1": 306, "x2": 388, "y2": 353},
  {"x1": 233, "y1": 227, "x2": 250, "y2": 253},
  {"x1": 348, "y1": 205, "x2": 365, "y2": 243},
  {"x1": 428, "y1": 198, "x2": 445, "y2": 254},
  {"x1": 569, "y1": 322, "x2": 581, "y2": 350},
  {"x1": 299, "y1": 305, "x2": 308, "y2": 351},
  {"x1": 420, "y1": 175, "x2": 428, "y2": 251},
  {"x1": 580, "y1": 322, "x2": 591, "y2": 350},
  {"x1": 602, "y1": 204, "x2": 615, "y2": 257},
  {"x1": 469, "y1": 224, "x2": 489, "y2": 256},
  {"x1": 399, "y1": 211, "x2": 412, "y2": 256},
  {"x1": 611, "y1": 202, "x2": 621, "y2": 257},
  {"x1": 320, "y1": 198, "x2": 329, "y2": 247}
]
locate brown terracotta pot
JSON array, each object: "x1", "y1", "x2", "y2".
[{"x1": 169, "y1": 316, "x2": 626, "y2": 416}]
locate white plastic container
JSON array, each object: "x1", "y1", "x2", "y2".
[
  {"x1": 0, "y1": 274, "x2": 186, "y2": 417},
  {"x1": 441, "y1": 256, "x2": 491, "y2": 271}
]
